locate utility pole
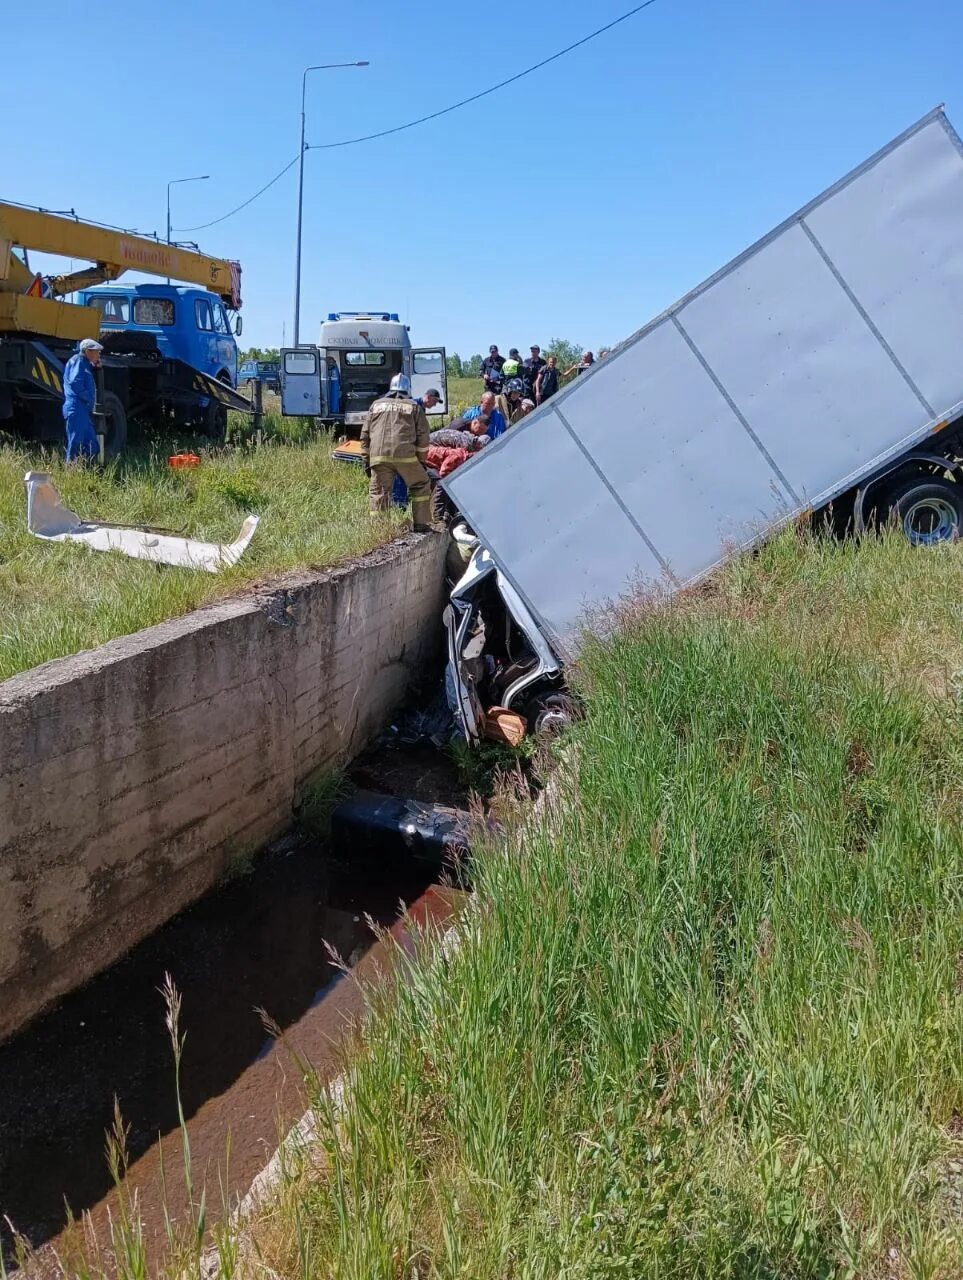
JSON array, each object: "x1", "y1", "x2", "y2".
[
  {"x1": 166, "y1": 174, "x2": 209, "y2": 283},
  {"x1": 293, "y1": 60, "x2": 369, "y2": 346}
]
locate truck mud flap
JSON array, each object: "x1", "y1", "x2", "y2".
[{"x1": 163, "y1": 361, "x2": 254, "y2": 414}]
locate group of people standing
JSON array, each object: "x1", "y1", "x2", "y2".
[
  {"x1": 481, "y1": 343, "x2": 599, "y2": 409},
  {"x1": 362, "y1": 342, "x2": 605, "y2": 530}
]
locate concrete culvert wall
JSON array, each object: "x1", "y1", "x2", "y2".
[{"x1": 0, "y1": 533, "x2": 448, "y2": 1042}]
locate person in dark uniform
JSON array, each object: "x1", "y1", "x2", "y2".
[
  {"x1": 536, "y1": 355, "x2": 560, "y2": 404},
  {"x1": 523, "y1": 345, "x2": 546, "y2": 400},
  {"x1": 481, "y1": 345, "x2": 505, "y2": 394}
]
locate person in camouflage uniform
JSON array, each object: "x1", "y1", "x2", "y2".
[{"x1": 361, "y1": 373, "x2": 432, "y2": 531}]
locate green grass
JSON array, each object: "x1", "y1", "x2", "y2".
[
  {"x1": 0, "y1": 377, "x2": 491, "y2": 683},
  {"x1": 446, "y1": 375, "x2": 483, "y2": 414},
  {"x1": 0, "y1": 377, "x2": 484, "y2": 683},
  {"x1": 0, "y1": 433, "x2": 406, "y2": 681},
  {"x1": 217, "y1": 528, "x2": 963, "y2": 1279},
  {"x1": 18, "y1": 529, "x2": 963, "y2": 1279}
]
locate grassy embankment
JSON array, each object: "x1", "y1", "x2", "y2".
[
  {"x1": 445, "y1": 375, "x2": 482, "y2": 413},
  {"x1": 48, "y1": 526, "x2": 963, "y2": 1278},
  {"x1": 0, "y1": 383, "x2": 486, "y2": 682},
  {"x1": 0, "y1": 431, "x2": 406, "y2": 681}
]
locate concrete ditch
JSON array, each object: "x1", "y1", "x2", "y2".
[{"x1": 0, "y1": 531, "x2": 448, "y2": 1042}]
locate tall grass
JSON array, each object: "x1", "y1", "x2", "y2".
[
  {"x1": 445, "y1": 375, "x2": 482, "y2": 415},
  {"x1": 13, "y1": 529, "x2": 963, "y2": 1278},
  {"x1": 230, "y1": 528, "x2": 963, "y2": 1278},
  {"x1": 0, "y1": 436, "x2": 406, "y2": 680}
]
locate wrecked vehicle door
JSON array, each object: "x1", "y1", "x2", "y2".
[{"x1": 445, "y1": 540, "x2": 567, "y2": 742}]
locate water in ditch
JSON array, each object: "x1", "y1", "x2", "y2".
[{"x1": 0, "y1": 744, "x2": 466, "y2": 1262}]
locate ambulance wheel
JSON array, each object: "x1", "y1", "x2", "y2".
[{"x1": 101, "y1": 391, "x2": 128, "y2": 458}]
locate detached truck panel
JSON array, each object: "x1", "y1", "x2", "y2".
[{"x1": 443, "y1": 108, "x2": 963, "y2": 649}]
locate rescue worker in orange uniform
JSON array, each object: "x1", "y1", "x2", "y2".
[{"x1": 360, "y1": 373, "x2": 432, "y2": 531}]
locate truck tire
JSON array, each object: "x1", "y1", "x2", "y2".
[
  {"x1": 101, "y1": 390, "x2": 128, "y2": 458},
  {"x1": 202, "y1": 375, "x2": 230, "y2": 442},
  {"x1": 202, "y1": 399, "x2": 227, "y2": 441},
  {"x1": 884, "y1": 475, "x2": 963, "y2": 546},
  {"x1": 524, "y1": 691, "x2": 577, "y2": 738}
]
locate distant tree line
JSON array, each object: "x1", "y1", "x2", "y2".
[
  {"x1": 239, "y1": 346, "x2": 280, "y2": 365},
  {"x1": 446, "y1": 353, "x2": 482, "y2": 378}
]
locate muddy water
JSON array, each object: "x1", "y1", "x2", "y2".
[{"x1": 0, "y1": 831, "x2": 438, "y2": 1257}]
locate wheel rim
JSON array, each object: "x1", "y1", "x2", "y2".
[
  {"x1": 535, "y1": 706, "x2": 572, "y2": 735},
  {"x1": 902, "y1": 497, "x2": 959, "y2": 545}
]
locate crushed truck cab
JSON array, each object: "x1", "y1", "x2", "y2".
[{"x1": 444, "y1": 529, "x2": 567, "y2": 743}]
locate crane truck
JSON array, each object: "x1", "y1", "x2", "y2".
[{"x1": 0, "y1": 201, "x2": 252, "y2": 455}]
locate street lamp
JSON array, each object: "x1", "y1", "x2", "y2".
[
  {"x1": 166, "y1": 174, "x2": 210, "y2": 280},
  {"x1": 294, "y1": 60, "x2": 369, "y2": 346}
]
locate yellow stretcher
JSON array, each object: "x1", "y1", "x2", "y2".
[{"x1": 331, "y1": 438, "x2": 365, "y2": 465}]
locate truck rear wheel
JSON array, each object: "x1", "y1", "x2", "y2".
[
  {"x1": 202, "y1": 375, "x2": 230, "y2": 442},
  {"x1": 203, "y1": 399, "x2": 227, "y2": 441},
  {"x1": 885, "y1": 475, "x2": 963, "y2": 546},
  {"x1": 101, "y1": 390, "x2": 128, "y2": 458},
  {"x1": 524, "y1": 691, "x2": 577, "y2": 738}
]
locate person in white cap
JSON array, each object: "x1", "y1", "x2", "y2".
[{"x1": 63, "y1": 337, "x2": 103, "y2": 461}]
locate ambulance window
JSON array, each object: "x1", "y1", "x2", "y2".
[
  {"x1": 284, "y1": 350, "x2": 318, "y2": 374},
  {"x1": 413, "y1": 350, "x2": 443, "y2": 375},
  {"x1": 344, "y1": 351, "x2": 386, "y2": 366}
]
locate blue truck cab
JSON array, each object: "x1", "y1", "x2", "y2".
[{"x1": 78, "y1": 283, "x2": 239, "y2": 386}]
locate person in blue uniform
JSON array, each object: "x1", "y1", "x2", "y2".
[
  {"x1": 63, "y1": 338, "x2": 103, "y2": 462},
  {"x1": 463, "y1": 390, "x2": 507, "y2": 439}
]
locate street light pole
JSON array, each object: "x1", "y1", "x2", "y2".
[
  {"x1": 293, "y1": 59, "x2": 369, "y2": 347},
  {"x1": 166, "y1": 174, "x2": 210, "y2": 282}
]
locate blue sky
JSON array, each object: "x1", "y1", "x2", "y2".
[{"x1": 5, "y1": 0, "x2": 963, "y2": 360}]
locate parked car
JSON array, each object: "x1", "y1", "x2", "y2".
[{"x1": 237, "y1": 359, "x2": 280, "y2": 394}]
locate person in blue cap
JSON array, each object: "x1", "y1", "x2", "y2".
[{"x1": 63, "y1": 338, "x2": 103, "y2": 462}]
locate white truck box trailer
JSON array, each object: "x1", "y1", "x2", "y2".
[{"x1": 443, "y1": 107, "x2": 963, "y2": 738}]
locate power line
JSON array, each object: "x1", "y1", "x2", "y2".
[
  {"x1": 308, "y1": 0, "x2": 660, "y2": 152},
  {"x1": 175, "y1": 0, "x2": 661, "y2": 234},
  {"x1": 176, "y1": 155, "x2": 300, "y2": 233}
]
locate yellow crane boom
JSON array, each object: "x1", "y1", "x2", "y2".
[{"x1": 0, "y1": 202, "x2": 241, "y2": 343}]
